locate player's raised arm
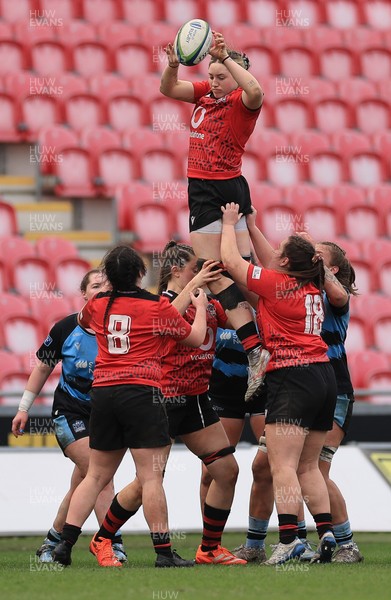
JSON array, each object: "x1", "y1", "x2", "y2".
[{"x1": 160, "y1": 43, "x2": 195, "y2": 102}]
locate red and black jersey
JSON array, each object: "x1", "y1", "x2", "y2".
[
  {"x1": 161, "y1": 290, "x2": 227, "y2": 396},
  {"x1": 79, "y1": 289, "x2": 192, "y2": 387},
  {"x1": 247, "y1": 264, "x2": 329, "y2": 370},
  {"x1": 187, "y1": 81, "x2": 262, "y2": 180}
]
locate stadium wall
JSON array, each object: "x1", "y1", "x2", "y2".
[{"x1": 1, "y1": 444, "x2": 391, "y2": 535}]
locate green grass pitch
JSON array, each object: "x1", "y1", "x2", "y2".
[{"x1": 0, "y1": 532, "x2": 390, "y2": 600}]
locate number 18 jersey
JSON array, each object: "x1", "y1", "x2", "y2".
[{"x1": 247, "y1": 264, "x2": 329, "y2": 371}]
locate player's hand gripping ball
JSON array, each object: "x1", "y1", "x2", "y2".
[{"x1": 174, "y1": 19, "x2": 213, "y2": 66}]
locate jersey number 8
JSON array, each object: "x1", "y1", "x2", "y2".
[{"x1": 107, "y1": 314, "x2": 131, "y2": 354}]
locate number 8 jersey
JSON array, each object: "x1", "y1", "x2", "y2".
[
  {"x1": 79, "y1": 289, "x2": 192, "y2": 387},
  {"x1": 247, "y1": 264, "x2": 329, "y2": 371}
]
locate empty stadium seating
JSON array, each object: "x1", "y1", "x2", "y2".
[{"x1": 0, "y1": 0, "x2": 390, "y2": 405}]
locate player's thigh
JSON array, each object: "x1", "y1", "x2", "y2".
[
  {"x1": 64, "y1": 436, "x2": 91, "y2": 476},
  {"x1": 219, "y1": 417, "x2": 245, "y2": 447},
  {"x1": 181, "y1": 421, "x2": 230, "y2": 457}
]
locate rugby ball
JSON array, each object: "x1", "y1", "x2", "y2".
[{"x1": 174, "y1": 19, "x2": 213, "y2": 66}]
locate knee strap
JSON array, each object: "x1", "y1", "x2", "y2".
[
  {"x1": 199, "y1": 445, "x2": 236, "y2": 466},
  {"x1": 215, "y1": 283, "x2": 246, "y2": 311},
  {"x1": 319, "y1": 445, "x2": 337, "y2": 463},
  {"x1": 258, "y1": 435, "x2": 268, "y2": 454}
]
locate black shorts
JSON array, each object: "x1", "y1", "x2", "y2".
[
  {"x1": 164, "y1": 392, "x2": 220, "y2": 438},
  {"x1": 210, "y1": 382, "x2": 267, "y2": 419},
  {"x1": 188, "y1": 176, "x2": 252, "y2": 232},
  {"x1": 90, "y1": 385, "x2": 170, "y2": 450},
  {"x1": 52, "y1": 387, "x2": 91, "y2": 454},
  {"x1": 265, "y1": 362, "x2": 337, "y2": 431}
]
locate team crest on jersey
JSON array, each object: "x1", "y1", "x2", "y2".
[
  {"x1": 43, "y1": 335, "x2": 53, "y2": 346},
  {"x1": 207, "y1": 304, "x2": 217, "y2": 318},
  {"x1": 72, "y1": 420, "x2": 86, "y2": 433},
  {"x1": 252, "y1": 266, "x2": 262, "y2": 279}
]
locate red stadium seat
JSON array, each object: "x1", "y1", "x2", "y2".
[
  {"x1": 224, "y1": 24, "x2": 262, "y2": 50},
  {"x1": 304, "y1": 204, "x2": 340, "y2": 241},
  {"x1": 274, "y1": 98, "x2": 313, "y2": 134},
  {"x1": 96, "y1": 148, "x2": 138, "y2": 196},
  {"x1": 361, "y1": 0, "x2": 391, "y2": 30},
  {"x1": 97, "y1": 21, "x2": 139, "y2": 51},
  {"x1": 331, "y1": 129, "x2": 371, "y2": 157},
  {"x1": 0, "y1": 292, "x2": 30, "y2": 321},
  {"x1": 319, "y1": 47, "x2": 358, "y2": 81},
  {"x1": 326, "y1": 184, "x2": 366, "y2": 211},
  {"x1": 81, "y1": 0, "x2": 120, "y2": 23},
  {"x1": 107, "y1": 95, "x2": 148, "y2": 130},
  {"x1": 115, "y1": 182, "x2": 149, "y2": 231},
  {"x1": 114, "y1": 42, "x2": 152, "y2": 78},
  {"x1": 54, "y1": 257, "x2": 92, "y2": 297},
  {"x1": 138, "y1": 22, "x2": 178, "y2": 50},
  {"x1": 203, "y1": 0, "x2": 247, "y2": 26},
  {"x1": 360, "y1": 48, "x2": 391, "y2": 82},
  {"x1": 332, "y1": 237, "x2": 362, "y2": 261},
  {"x1": 89, "y1": 73, "x2": 129, "y2": 103},
  {"x1": 266, "y1": 151, "x2": 308, "y2": 187},
  {"x1": 356, "y1": 99, "x2": 390, "y2": 136},
  {"x1": 314, "y1": 98, "x2": 353, "y2": 134},
  {"x1": 350, "y1": 259, "x2": 376, "y2": 294},
  {"x1": 80, "y1": 126, "x2": 122, "y2": 165},
  {"x1": 372, "y1": 131, "x2": 391, "y2": 157},
  {"x1": 373, "y1": 311, "x2": 391, "y2": 354},
  {"x1": 54, "y1": 148, "x2": 96, "y2": 197},
  {"x1": 262, "y1": 26, "x2": 304, "y2": 51},
  {"x1": 303, "y1": 26, "x2": 344, "y2": 51},
  {"x1": 0, "y1": 236, "x2": 36, "y2": 284},
  {"x1": 284, "y1": 184, "x2": 324, "y2": 214},
  {"x1": 0, "y1": 200, "x2": 17, "y2": 236},
  {"x1": 1, "y1": 315, "x2": 43, "y2": 355},
  {"x1": 242, "y1": 152, "x2": 264, "y2": 185},
  {"x1": 35, "y1": 236, "x2": 79, "y2": 262},
  {"x1": 361, "y1": 240, "x2": 391, "y2": 296},
  {"x1": 349, "y1": 152, "x2": 387, "y2": 188},
  {"x1": 64, "y1": 93, "x2": 105, "y2": 132},
  {"x1": 260, "y1": 204, "x2": 303, "y2": 246},
  {"x1": 57, "y1": 20, "x2": 96, "y2": 47},
  {"x1": 240, "y1": 45, "x2": 279, "y2": 78},
  {"x1": 20, "y1": 93, "x2": 62, "y2": 142},
  {"x1": 37, "y1": 125, "x2": 79, "y2": 176},
  {"x1": 128, "y1": 199, "x2": 175, "y2": 254},
  {"x1": 163, "y1": 0, "x2": 205, "y2": 26},
  {"x1": 345, "y1": 202, "x2": 382, "y2": 241},
  {"x1": 343, "y1": 27, "x2": 385, "y2": 51},
  {"x1": 284, "y1": 0, "x2": 326, "y2": 26},
  {"x1": 344, "y1": 315, "x2": 372, "y2": 353},
  {"x1": 308, "y1": 151, "x2": 347, "y2": 188},
  {"x1": 0, "y1": 36, "x2": 27, "y2": 75},
  {"x1": 73, "y1": 42, "x2": 111, "y2": 78},
  {"x1": 0, "y1": 0, "x2": 38, "y2": 22},
  {"x1": 280, "y1": 47, "x2": 318, "y2": 78},
  {"x1": 250, "y1": 184, "x2": 284, "y2": 222},
  {"x1": 0, "y1": 260, "x2": 9, "y2": 293},
  {"x1": 307, "y1": 78, "x2": 337, "y2": 103},
  {"x1": 29, "y1": 294, "x2": 73, "y2": 332},
  {"x1": 365, "y1": 372, "x2": 391, "y2": 405},
  {"x1": 122, "y1": 127, "x2": 166, "y2": 155},
  {"x1": 348, "y1": 350, "x2": 389, "y2": 390},
  {"x1": 39, "y1": 0, "x2": 81, "y2": 20},
  {"x1": 247, "y1": 0, "x2": 283, "y2": 27},
  {"x1": 121, "y1": 0, "x2": 164, "y2": 26},
  {"x1": 14, "y1": 21, "x2": 57, "y2": 47},
  {"x1": 0, "y1": 372, "x2": 31, "y2": 406},
  {"x1": 290, "y1": 130, "x2": 330, "y2": 157},
  {"x1": 246, "y1": 128, "x2": 289, "y2": 158},
  {"x1": 30, "y1": 41, "x2": 68, "y2": 76},
  {"x1": 324, "y1": 0, "x2": 363, "y2": 29},
  {"x1": 0, "y1": 92, "x2": 22, "y2": 142},
  {"x1": 140, "y1": 149, "x2": 182, "y2": 182},
  {"x1": 12, "y1": 257, "x2": 54, "y2": 298},
  {"x1": 337, "y1": 78, "x2": 377, "y2": 104},
  {"x1": 48, "y1": 73, "x2": 88, "y2": 102},
  {"x1": 0, "y1": 350, "x2": 22, "y2": 378}
]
